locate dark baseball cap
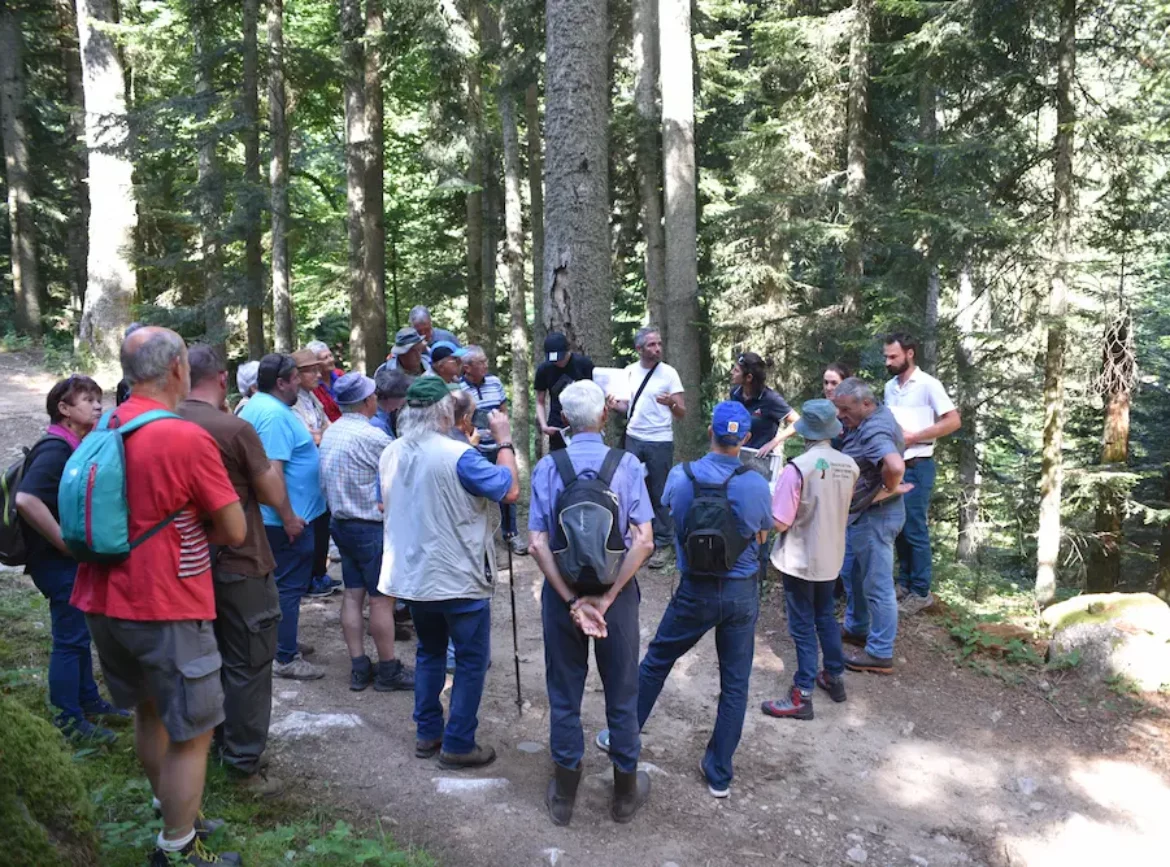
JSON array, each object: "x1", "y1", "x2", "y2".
[{"x1": 544, "y1": 331, "x2": 569, "y2": 362}]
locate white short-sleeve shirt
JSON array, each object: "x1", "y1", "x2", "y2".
[
  {"x1": 884, "y1": 368, "x2": 956, "y2": 459},
  {"x1": 617, "y1": 361, "x2": 684, "y2": 443}
]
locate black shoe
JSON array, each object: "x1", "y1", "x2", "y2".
[
  {"x1": 373, "y1": 659, "x2": 415, "y2": 692},
  {"x1": 546, "y1": 763, "x2": 583, "y2": 826},
  {"x1": 150, "y1": 837, "x2": 240, "y2": 865},
  {"x1": 394, "y1": 606, "x2": 413, "y2": 624},
  {"x1": 438, "y1": 744, "x2": 496, "y2": 770},
  {"x1": 350, "y1": 657, "x2": 374, "y2": 692},
  {"x1": 817, "y1": 670, "x2": 847, "y2": 703},
  {"x1": 611, "y1": 767, "x2": 650, "y2": 823},
  {"x1": 415, "y1": 738, "x2": 442, "y2": 759},
  {"x1": 843, "y1": 646, "x2": 894, "y2": 675}
]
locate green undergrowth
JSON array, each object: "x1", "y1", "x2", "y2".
[{"x1": 0, "y1": 579, "x2": 433, "y2": 867}]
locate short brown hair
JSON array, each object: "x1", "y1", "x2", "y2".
[{"x1": 47, "y1": 375, "x2": 103, "y2": 424}]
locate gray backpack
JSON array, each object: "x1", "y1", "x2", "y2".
[{"x1": 550, "y1": 449, "x2": 626, "y2": 588}]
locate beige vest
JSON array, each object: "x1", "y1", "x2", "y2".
[
  {"x1": 771, "y1": 442, "x2": 859, "y2": 581},
  {"x1": 377, "y1": 432, "x2": 499, "y2": 601}
]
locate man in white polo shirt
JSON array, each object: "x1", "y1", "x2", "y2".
[
  {"x1": 882, "y1": 332, "x2": 961, "y2": 615},
  {"x1": 606, "y1": 326, "x2": 686, "y2": 570}
]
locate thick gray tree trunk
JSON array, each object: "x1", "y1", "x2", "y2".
[
  {"x1": 1036, "y1": 0, "x2": 1076, "y2": 606},
  {"x1": 54, "y1": 0, "x2": 88, "y2": 326},
  {"x1": 544, "y1": 0, "x2": 612, "y2": 364},
  {"x1": 0, "y1": 0, "x2": 41, "y2": 338},
  {"x1": 76, "y1": 0, "x2": 136, "y2": 362},
  {"x1": 363, "y1": 0, "x2": 388, "y2": 371},
  {"x1": 193, "y1": 1, "x2": 226, "y2": 354},
  {"x1": 634, "y1": 0, "x2": 666, "y2": 337},
  {"x1": 465, "y1": 0, "x2": 485, "y2": 348},
  {"x1": 660, "y1": 0, "x2": 701, "y2": 454},
  {"x1": 242, "y1": 0, "x2": 266, "y2": 358},
  {"x1": 842, "y1": 0, "x2": 871, "y2": 317},
  {"x1": 269, "y1": 0, "x2": 294, "y2": 352}
]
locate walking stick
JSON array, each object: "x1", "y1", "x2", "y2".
[{"x1": 505, "y1": 531, "x2": 523, "y2": 715}]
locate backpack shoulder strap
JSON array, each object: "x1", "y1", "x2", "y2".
[
  {"x1": 598, "y1": 448, "x2": 625, "y2": 486},
  {"x1": 114, "y1": 408, "x2": 181, "y2": 436},
  {"x1": 551, "y1": 448, "x2": 577, "y2": 489},
  {"x1": 683, "y1": 461, "x2": 703, "y2": 498},
  {"x1": 720, "y1": 463, "x2": 751, "y2": 490}
]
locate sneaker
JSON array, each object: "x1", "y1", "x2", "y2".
[
  {"x1": 700, "y1": 760, "x2": 729, "y2": 799},
  {"x1": 373, "y1": 659, "x2": 415, "y2": 692},
  {"x1": 151, "y1": 809, "x2": 226, "y2": 841},
  {"x1": 273, "y1": 654, "x2": 325, "y2": 680},
  {"x1": 82, "y1": 698, "x2": 131, "y2": 721},
  {"x1": 150, "y1": 836, "x2": 241, "y2": 866},
  {"x1": 647, "y1": 548, "x2": 673, "y2": 570},
  {"x1": 56, "y1": 715, "x2": 117, "y2": 744},
  {"x1": 595, "y1": 729, "x2": 611, "y2": 754},
  {"x1": 328, "y1": 577, "x2": 343, "y2": 589},
  {"x1": 508, "y1": 535, "x2": 529, "y2": 556},
  {"x1": 840, "y1": 625, "x2": 867, "y2": 648},
  {"x1": 415, "y1": 737, "x2": 442, "y2": 759},
  {"x1": 816, "y1": 670, "x2": 847, "y2": 703},
  {"x1": 438, "y1": 744, "x2": 497, "y2": 770},
  {"x1": 306, "y1": 577, "x2": 336, "y2": 599},
  {"x1": 898, "y1": 591, "x2": 935, "y2": 616},
  {"x1": 760, "y1": 686, "x2": 814, "y2": 721},
  {"x1": 895, "y1": 584, "x2": 911, "y2": 602},
  {"x1": 843, "y1": 646, "x2": 894, "y2": 675}
]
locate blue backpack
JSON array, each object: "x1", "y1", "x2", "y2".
[{"x1": 58, "y1": 409, "x2": 184, "y2": 563}]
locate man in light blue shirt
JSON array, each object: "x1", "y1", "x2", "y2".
[{"x1": 240, "y1": 354, "x2": 328, "y2": 681}]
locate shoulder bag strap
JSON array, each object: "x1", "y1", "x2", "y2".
[
  {"x1": 627, "y1": 363, "x2": 660, "y2": 419},
  {"x1": 551, "y1": 448, "x2": 577, "y2": 489},
  {"x1": 598, "y1": 448, "x2": 625, "y2": 486}
]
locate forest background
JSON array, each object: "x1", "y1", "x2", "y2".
[{"x1": 3, "y1": 0, "x2": 1170, "y2": 608}]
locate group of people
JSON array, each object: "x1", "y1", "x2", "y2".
[{"x1": 10, "y1": 311, "x2": 958, "y2": 864}]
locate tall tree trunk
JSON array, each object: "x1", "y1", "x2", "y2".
[
  {"x1": 363, "y1": 0, "x2": 387, "y2": 372},
  {"x1": 1157, "y1": 466, "x2": 1170, "y2": 603},
  {"x1": 660, "y1": 0, "x2": 700, "y2": 454},
  {"x1": 54, "y1": 0, "x2": 88, "y2": 326},
  {"x1": 0, "y1": 0, "x2": 41, "y2": 338},
  {"x1": 482, "y1": 145, "x2": 500, "y2": 366},
  {"x1": 1087, "y1": 311, "x2": 1134, "y2": 592},
  {"x1": 76, "y1": 0, "x2": 136, "y2": 362},
  {"x1": 918, "y1": 80, "x2": 939, "y2": 371},
  {"x1": 1036, "y1": 0, "x2": 1076, "y2": 607},
  {"x1": 526, "y1": 81, "x2": 545, "y2": 351},
  {"x1": 842, "y1": 0, "x2": 871, "y2": 318},
  {"x1": 634, "y1": 0, "x2": 666, "y2": 336},
  {"x1": 955, "y1": 259, "x2": 984, "y2": 566},
  {"x1": 499, "y1": 81, "x2": 530, "y2": 483},
  {"x1": 193, "y1": 1, "x2": 225, "y2": 355},
  {"x1": 269, "y1": 0, "x2": 294, "y2": 352},
  {"x1": 465, "y1": 0, "x2": 485, "y2": 348},
  {"x1": 544, "y1": 0, "x2": 612, "y2": 363},
  {"x1": 242, "y1": 0, "x2": 266, "y2": 358},
  {"x1": 342, "y1": 0, "x2": 371, "y2": 371}
]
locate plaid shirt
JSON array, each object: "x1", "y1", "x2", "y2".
[{"x1": 319, "y1": 413, "x2": 392, "y2": 521}]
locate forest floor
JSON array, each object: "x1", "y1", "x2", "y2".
[{"x1": 2, "y1": 348, "x2": 1169, "y2": 867}]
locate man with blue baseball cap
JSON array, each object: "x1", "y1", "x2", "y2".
[
  {"x1": 760, "y1": 399, "x2": 858, "y2": 722},
  {"x1": 596, "y1": 401, "x2": 773, "y2": 800},
  {"x1": 429, "y1": 341, "x2": 467, "y2": 383}
]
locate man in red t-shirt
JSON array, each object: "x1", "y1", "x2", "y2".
[{"x1": 71, "y1": 327, "x2": 246, "y2": 867}]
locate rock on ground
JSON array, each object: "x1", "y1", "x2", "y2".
[{"x1": 1043, "y1": 593, "x2": 1170, "y2": 691}]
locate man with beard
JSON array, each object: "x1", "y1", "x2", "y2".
[{"x1": 881, "y1": 333, "x2": 960, "y2": 616}]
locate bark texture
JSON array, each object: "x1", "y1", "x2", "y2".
[
  {"x1": 634, "y1": 0, "x2": 666, "y2": 337},
  {"x1": 54, "y1": 0, "x2": 88, "y2": 325},
  {"x1": 526, "y1": 82, "x2": 545, "y2": 358},
  {"x1": 342, "y1": 0, "x2": 370, "y2": 371},
  {"x1": 465, "y1": 0, "x2": 485, "y2": 348},
  {"x1": 242, "y1": 0, "x2": 266, "y2": 357},
  {"x1": 544, "y1": 0, "x2": 612, "y2": 363},
  {"x1": 76, "y1": 0, "x2": 136, "y2": 362},
  {"x1": 0, "y1": 0, "x2": 41, "y2": 337},
  {"x1": 270, "y1": 0, "x2": 294, "y2": 352},
  {"x1": 842, "y1": 0, "x2": 872, "y2": 317},
  {"x1": 193, "y1": 0, "x2": 226, "y2": 354},
  {"x1": 919, "y1": 81, "x2": 939, "y2": 371},
  {"x1": 1036, "y1": 0, "x2": 1076, "y2": 606},
  {"x1": 363, "y1": 0, "x2": 388, "y2": 371},
  {"x1": 500, "y1": 82, "x2": 530, "y2": 480}
]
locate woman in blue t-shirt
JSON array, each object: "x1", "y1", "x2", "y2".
[{"x1": 729, "y1": 352, "x2": 800, "y2": 458}]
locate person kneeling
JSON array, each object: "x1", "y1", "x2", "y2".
[{"x1": 761, "y1": 400, "x2": 858, "y2": 721}]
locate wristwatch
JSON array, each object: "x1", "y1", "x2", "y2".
[
  {"x1": 565, "y1": 595, "x2": 580, "y2": 611},
  {"x1": 497, "y1": 442, "x2": 516, "y2": 452}
]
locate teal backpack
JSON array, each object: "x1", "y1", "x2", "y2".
[{"x1": 58, "y1": 409, "x2": 184, "y2": 563}]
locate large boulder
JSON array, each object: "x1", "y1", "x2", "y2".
[{"x1": 1042, "y1": 592, "x2": 1170, "y2": 692}]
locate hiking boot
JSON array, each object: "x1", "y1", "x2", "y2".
[
  {"x1": 297, "y1": 642, "x2": 316, "y2": 656},
  {"x1": 235, "y1": 769, "x2": 284, "y2": 799},
  {"x1": 816, "y1": 670, "x2": 847, "y2": 703},
  {"x1": 647, "y1": 548, "x2": 673, "y2": 570},
  {"x1": 898, "y1": 591, "x2": 935, "y2": 616},
  {"x1": 82, "y1": 697, "x2": 131, "y2": 721},
  {"x1": 895, "y1": 584, "x2": 911, "y2": 602},
  {"x1": 151, "y1": 808, "x2": 225, "y2": 841},
  {"x1": 843, "y1": 646, "x2": 894, "y2": 675},
  {"x1": 150, "y1": 836, "x2": 241, "y2": 866},
  {"x1": 394, "y1": 623, "x2": 414, "y2": 642},
  {"x1": 415, "y1": 738, "x2": 442, "y2": 759},
  {"x1": 761, "y1": 686, "x2": 814, "y2": 721},
  {"x1": 611, "y1": 766, "x2": 651, "y2": 823},
  {"x1": 438, "y1": 744, "x2": 496, "y2": 770},
  {"x1": 545, "y1": 763, "x2": 583, "y2": 826},
  {"x1": 840, "y1": 625, "x2": 867, "y2": 648},
  {"x1": 273, "y1": 654, "x2": 324, "y2": 681},
  {"x1": 373, "y1": 659, "x2": 415, "y2": 692},
  {"x1": 595, "y1": 728, "x2": 611, "y2": 754},
  {"x1": 56, "y1": 715, "x2": 117, "y2": 745},
  {"x1": 350, "y1": 657, "x2": 374, "y2": 691},
  {"x1": 393, "y1": 605, "x2": 412, "y2": 624}
]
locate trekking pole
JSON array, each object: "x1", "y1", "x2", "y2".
[{"x1": 505, "y1": 531, "x2": 523, "y2": 715}]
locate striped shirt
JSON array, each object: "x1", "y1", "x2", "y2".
[
  {"x1": 319, "y1": 413, "x2": 393, "y2": 521},
  {"x1": 175, "y1": 509, "x2": 212, "y2": 579},
  {"x1": 460, "y1": 374, "x2": 506, "y2": 446}
]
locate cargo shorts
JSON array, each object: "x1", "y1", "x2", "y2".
[{"x1": 86, "y1": 615, "x2": 225, "y2": 743}]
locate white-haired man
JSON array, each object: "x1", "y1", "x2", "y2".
[
  {"x1": 234, "y1": 360, "x2": 260, "y2": 416},
  {"x1": 605, "y1": 326, "x2": 686, "y2": 570},
  {"x1": 529, "y1": 380, "x2": 655, "y2": 827},
  {"x1": 378, "y1": 376, "x2": 519, "y2": 770}
]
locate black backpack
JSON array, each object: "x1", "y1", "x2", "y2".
[
  {"x1": 0, "y1": 437, "x2": 63, "y2": 566},
  {"x1": 681, "y1": 462, "x2": 752, "y2": 576},
  {"x1": 551, "y1": 448, "x2": 627, "y2": 588}
]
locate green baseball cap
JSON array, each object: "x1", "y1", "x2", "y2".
[{"x1": 406, "y1": 375, "x2": 452, "y2": 407}]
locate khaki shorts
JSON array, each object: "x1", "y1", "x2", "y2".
[{"x1": 86, "y1": 615, "x2": 225, "y2": 743}]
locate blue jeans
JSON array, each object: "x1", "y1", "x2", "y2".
[
  {"x1": 625, "y1": 435, "x2": 675, "y2": 549},
  {"x1": 542, "y1": 581, "x2": 641, "y2": 774},
  {"x1": 638, "y1": 577, "x2": 758, "y2": 790},
  {"x1": 896, "y1": 458, "x2": 936, "y2": 597},
  {"x1": 410, "y1": 599, "x2": 491, "y2": 754},
  {"x1": 782, "y1": 573, "x2": 844, "y2": 691},
  {"x1": 266, "y1": 524, "x2": 315, "y2": 664},
  {"x1": 29, "y1": 559, "x2": 100, "y2": 722},
  {"x1": 330, "y1": 518, "x2": 384, "y2": 596},
  {"x1": 843, "y1": 499, "x2": 905, "y2": 659}
]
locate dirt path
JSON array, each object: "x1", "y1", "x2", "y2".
[{"x1": 3, "y1": 349, "x2": 1168, "y2": 867}]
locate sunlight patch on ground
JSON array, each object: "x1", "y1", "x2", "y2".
[{"x1": 270, "y1": 711, "x2": 364, "y2": 737}]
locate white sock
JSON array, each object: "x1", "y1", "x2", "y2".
[
  {"x1": 152, "y1": 796, "x2": 162, "y2": 811},
  {"x1": 157, "y1": 828, "x2": 196, "y2": 852}
]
